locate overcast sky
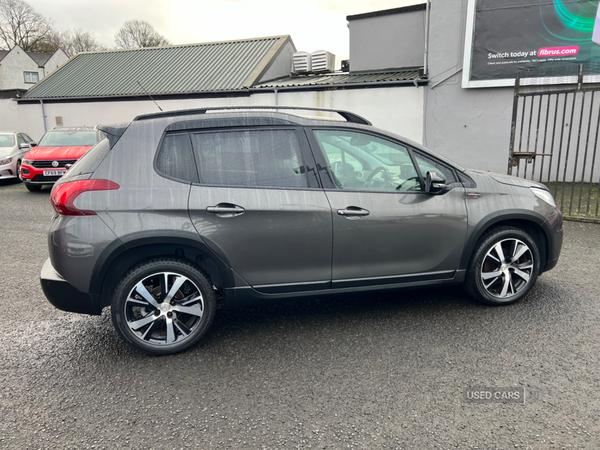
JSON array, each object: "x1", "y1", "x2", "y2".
[{"x1": 27, "y1": 0, "x2": 423, "y2": 62}]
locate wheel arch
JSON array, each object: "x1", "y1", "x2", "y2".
[
  {"x1": 91, "y1": 235, "x2": 237, "y2": 310},
  {"x1": 460, "y1": 211, "x2": 551, "y2": 273}
]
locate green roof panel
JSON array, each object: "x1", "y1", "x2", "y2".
[{"x1": 24, "y1": 36, "x2": 291, "y2": 100}]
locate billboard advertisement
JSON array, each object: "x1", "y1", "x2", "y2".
[{"x1": 462, "y1": 0, "x2": 600, "y2": 87}]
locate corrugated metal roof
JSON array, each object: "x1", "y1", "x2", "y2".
[
  {"x1": 23, "y1": 36, "x2": 291, "y2": 100},
  {"x1": 255, "y1": 69, "x2": 422, "y2": 89}
]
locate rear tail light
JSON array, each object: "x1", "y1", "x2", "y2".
[{"x1": 51, "y1": 179, "x2": 119, "y2": 216}]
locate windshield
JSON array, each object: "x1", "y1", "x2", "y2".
[
  {"x1": 0, "y1": 134, "x2": 15, "y2": 147},
  {"x1": 38, "y1": 130, "x2": 97, "y2": 147}
]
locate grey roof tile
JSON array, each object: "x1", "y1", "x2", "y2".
[{"x1": 255, "y1": 69, "x2": 422, "y2": 89}]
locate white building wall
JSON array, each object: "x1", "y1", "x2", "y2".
[
  {"x1": 0, "y1": 46, "x2": 42, "y2": 90},
  {"x1": 0, "y1": 99, "x2": 19, "y2": 131},
  {"x1": 18, "y1": 86, "x2": 424, "y2": 144}
]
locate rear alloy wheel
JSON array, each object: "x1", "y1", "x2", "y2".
[
  {"x1": 111, "y1": 259, "x2": 216, "y2": 355},
  {"x1": 465, "y1": 227, "x2": 540, "y2": 305}
]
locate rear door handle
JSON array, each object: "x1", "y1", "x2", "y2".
[
  {"x1": 337, "y1": 207, "x2": 370, "y2": 217},
  {"x1": 206, "y1": 203, "x2": 245, "y2": 216}
]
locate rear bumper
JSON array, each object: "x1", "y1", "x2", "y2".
[{"x1": 40, "y1": 258, "x2": 101, "y2": 315}]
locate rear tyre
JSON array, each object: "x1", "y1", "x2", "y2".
[
  {"x1": 465, "y1": 227, "x2": 540, "y2": 305},
  {"x1": 111, "y1": 259, "x2": 216, "y2": 355},
  {"x1": 25, "y1": 183, "x2": 42, "y2": 191}
]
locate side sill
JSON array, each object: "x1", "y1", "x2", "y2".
[{"x1": 225, "y1": 270, "x2": 466, "y2": 308}]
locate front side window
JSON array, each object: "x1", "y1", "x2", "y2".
[
  {"x1": 413, "y1": 152, "x2": 457, "y2": 184},
  {"x1": 24, "y1": 71, "x2": 39, "y2": 84},
  {"x1": 190, "y1": 129, "x2": 309, "y2": 189},
  {"x1": 313, "y1": 129, "x2": 422, "y2": 192}
]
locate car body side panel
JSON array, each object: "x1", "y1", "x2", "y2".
[
  {"x1": 189, "y1": 186, "x2": 333, "y2": 288},
  {"x1": 460, "y1": 170, "x2": 563, "y2": 271},
  {"x1": 325, "y1": 188, "x2": 469, "y2": 283},
  {"x1": 48, "y1": 214, "x2": 122, "y2": 294}
]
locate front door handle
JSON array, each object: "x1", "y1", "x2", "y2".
[
  {"x1": 337, "y1": 207, "x2": 370, "y2": 217},
  {"x1": 206, "y1": 203, "x2": 245, "y2": 216}
]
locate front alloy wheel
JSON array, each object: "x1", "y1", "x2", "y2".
[
  {"x1": 111, "y1": 259, "x2": 215, "y2": 355},
  {"x1": 466, "y1": 227, "x2": 540, "y2": 305}
]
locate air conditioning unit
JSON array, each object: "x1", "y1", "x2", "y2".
[
  {"x1": 312, "y1": 50, "x2": 335, "y2": 73},
  {"x1": 293, "y1": 51, "x2": 312, "y2": 74}
]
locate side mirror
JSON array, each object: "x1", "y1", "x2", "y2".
[
  {"x1": 425, "y1": 171, "x2": 447, "y2": 194},
  {"x1": 19, "y1": 143, "x2": 29, "y2": 149}
]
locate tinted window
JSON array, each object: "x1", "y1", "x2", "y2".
[
  {"x1": 156, "y1": 133, "x2": 199, "y2": 183},
  {"x1": 38, "y1": 130, "x2": 98, "y2": 147},
  {"x1": 314, "y1": 129, "x2": 421, "y2": 192},
  {"x1": 190, "y1": 129, "x2": 309, "y2": 189}
]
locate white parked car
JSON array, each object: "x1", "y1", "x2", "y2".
[{"x1": 0, "y1": 131, "x2": 36, "y2": 181}]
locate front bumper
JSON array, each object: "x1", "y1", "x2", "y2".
[
  {"x1": 40, "y1": 258, "x2": 101, "y2": 315},
  {"x1": 0, "y1": 161, "x2": 17, "y2": 179},
  {"x1": 21, "y1": 164, "x2": 67, "y2": 185}
]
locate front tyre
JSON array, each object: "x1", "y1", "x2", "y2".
[
  {"x1": 465, "y1": 227, "x2": 540, "y2": 305},
  {"x1": 111, "y1": 259, "x2": 216, "y2": 355}
]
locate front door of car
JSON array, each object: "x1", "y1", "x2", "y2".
[
  {"x1": 309, "y1": 129, "x2": 468, "y2": 289},
  {"x1": 187, "y1": 127, "x2": 332, "y2": 293}
]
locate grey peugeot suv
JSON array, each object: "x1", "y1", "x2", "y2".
[{"x1": 41, "y1": 106, "x2": 563, "y2": 355}]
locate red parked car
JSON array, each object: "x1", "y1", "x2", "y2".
[{"x1": 20, "y1": 126, "x2": 105, "y2": 191}]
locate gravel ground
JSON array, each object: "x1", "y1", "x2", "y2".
[{"x1": 1, "y1": 178, "x2": 599, "y2": 449}]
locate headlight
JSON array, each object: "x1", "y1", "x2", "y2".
[
  {"x1": 530, "y1": 187, "x2": 557, "y2": 207},
  {"x1": 22, "y1": 158, "x2": 33, "y2": 166},
  {"x1": 0, "y1": 157, "x2": 12, "y2": 165}
]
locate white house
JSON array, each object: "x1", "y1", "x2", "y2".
[{"x1": 0, "y1": 46, "x2": 69, "y2": 93}]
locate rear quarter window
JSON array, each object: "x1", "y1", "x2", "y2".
[
  {"x1": 63, "y1": 138, "x2": 111, "y2": 178},
  {"x1": 155, "y1": 133, "x2": 199, "y2": 183}
]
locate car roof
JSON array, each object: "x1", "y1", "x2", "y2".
[
  {"x1": 134, "y1": 106, "x2": 372, "y2": 126},
  {"x1": 48, "y1": 126, "x2": 96, "y2": 131}
]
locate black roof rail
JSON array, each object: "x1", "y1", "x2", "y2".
[{"x1": 133, "y1": 106, "x2": 372, "y2": 126}]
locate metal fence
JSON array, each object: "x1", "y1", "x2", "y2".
[{"x1": 508, "y1": 66, "x2": 600, "y2": 221}]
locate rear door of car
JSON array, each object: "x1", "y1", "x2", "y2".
[
  {"x1": 185, "y1": 126, "x2": 332, "y2": 293},
  {"x1": 307, "y1": 128, "x2": 469, "y2": 289}
]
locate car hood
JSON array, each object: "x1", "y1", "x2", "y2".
[
  {"x1": 24, "y1": 145, "x2": 93, "y2": 160},
  {"x1": 466, "y1": 169, "x2": 548, "y2": 190},
  {"x1": 0, "y1": 148, "x2": 17, "y2": 158}
]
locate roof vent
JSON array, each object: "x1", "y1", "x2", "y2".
[
  {"x1": 293, "y1": 51, "x2": 312, "y2": 74},
  {"x1": 312, "y1": 50, "x2": 335, "y2": 73}
]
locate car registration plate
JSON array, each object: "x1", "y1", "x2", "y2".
[{"x1": 43, "y1": 170, "x2": 66, "y2": 176}]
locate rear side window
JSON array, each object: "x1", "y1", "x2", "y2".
[
  {"x1": 190, "y1": 129, "x2": 309, "y2": 189},
  {"x1": 156, "y1": 133, "x2": 199, "y2": 183}
]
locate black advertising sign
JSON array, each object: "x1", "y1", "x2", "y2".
[{"x1": 463, "y1": 0, "x2": 600, "y2": 87}]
